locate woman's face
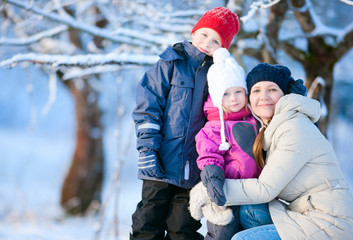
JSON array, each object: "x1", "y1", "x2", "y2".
[{"x1": 249, "y1": 81, "x2": 284, "y2": 124}]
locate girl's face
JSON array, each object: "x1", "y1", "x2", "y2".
[
  {"x1": 249, "y1": 81, "x2": 284, "y2": 124},
  {"x1": 191, "y1": 28, "x2": 222, "y2": 56},
  {"x1": 222, "y1": 87, "x2": 247, "y2": 113}
]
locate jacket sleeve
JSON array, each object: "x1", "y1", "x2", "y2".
[
  {"x1": 132, "y1": 59, "x2": 173, "y2": 151},
  {"x1": 223, "y1": 120, "x2": 311, "y2": 205},
  {"x1": 195, "y1": 124, "x2": 227, "y2": 171}
]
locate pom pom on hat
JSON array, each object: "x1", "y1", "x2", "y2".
[
  {"x1": 191, "y1": 7, "x2": 239, "y2": 49},
  {"x1": 207, "y1": 48, "x2": 247, "y2": 151}
]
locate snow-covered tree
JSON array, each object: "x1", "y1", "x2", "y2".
[{"x1": 229, "y1": 0, "x2": 353, "y2": 134}]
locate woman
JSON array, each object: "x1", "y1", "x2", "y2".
[
  {"x1": 227, "y1": 63, "x2": 353, "y2": 240},
  {"x1": 190, "y1": 63, "x2": 353, "y2": 240}
]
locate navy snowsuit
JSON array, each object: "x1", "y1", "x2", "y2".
[{"x1": 131, "y1": 40, "x2": 213, "y2": 240}]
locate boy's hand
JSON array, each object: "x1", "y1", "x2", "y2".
[
  {"x1": 138, "y1": 148, "x2": 164, "y2": 178},
  {"x1": 200, "y1": 165, "x2": 226, "y2": 206}
]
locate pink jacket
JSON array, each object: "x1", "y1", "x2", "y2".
[{"x1": 195, "y1": 96, "x2": 260, "y2": 179}]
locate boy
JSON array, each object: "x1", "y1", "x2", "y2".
[{"x1": 131, "y1": 7, "x2": 240, "y2": 240}]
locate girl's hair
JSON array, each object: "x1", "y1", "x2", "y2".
[{"x1": 252, "y1": 123, "x2": 269, "y2": 168}]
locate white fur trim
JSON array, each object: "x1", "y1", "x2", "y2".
[
  {"x1": 189, "y1": 182, "x2": 209, "y2": 220},
  {"x1": 202, "y1": 201, "x2": 233, "y2": 226},
  {"x1": 189, "y1": 182, "x2": 233, "y2": 226}
]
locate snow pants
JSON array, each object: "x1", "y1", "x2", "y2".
[{"x1": 130, "y1": 180, "x2": 204, "y2": 240}]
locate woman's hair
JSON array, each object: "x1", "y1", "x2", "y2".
[{"x1": 253, "y1": 123, "x2": 269, "y2": 168}]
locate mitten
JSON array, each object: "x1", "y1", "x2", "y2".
[
  {"x1": 201, "y1": 165, "x2": 226, "y2": 206},
  {"x1": 138, "y1": 148, "x2": 164, "y2": 178},
  {"x1": 288, "y1": 78, "x2": 307, "y2": 96}
]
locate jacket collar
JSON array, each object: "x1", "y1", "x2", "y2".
[
  {"x1": 182, "y1": 40, "x2": 208, "y2": 64},
  {"x1": 159, "y1": 40, "x2": 210, "y2": 65}
]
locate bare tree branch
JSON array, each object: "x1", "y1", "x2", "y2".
[
  {"x1": 0, "y1": 52, "x2": 159, "y2": 68},
  {"x1": 282, "y1": 42, "x2": 307, "y2": 64},
  {"x1": 0, "y1": 25, "x2": 68, "y2": 46},
  {"x1": 240, "y1": 0, "x2": 281, "y2": 22},
  {"x1": 335, "y1": 22, "x2": 353, "y2": 59},
  {"x1": 339, "y1": 0, "x2": 353, "y2": 6},
  {"x1": 4, "y1": 0, "x2": 154, "y2": 47}
]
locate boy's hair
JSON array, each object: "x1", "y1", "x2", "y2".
[{"x1": 191, "y1": 7, "x2": 239, "y2": 49}]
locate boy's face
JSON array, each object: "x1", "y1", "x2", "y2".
[{"x1": 191, "y1": 28, "x2": 222, "y2": 56}]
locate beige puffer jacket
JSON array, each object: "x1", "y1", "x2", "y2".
[{"x1": 223, "y1": 94, "x2": 353, "y2": 240}]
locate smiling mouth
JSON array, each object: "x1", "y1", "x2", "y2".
[{"x1": 199, "y1": 47, "x2": 208, "y2": 54}]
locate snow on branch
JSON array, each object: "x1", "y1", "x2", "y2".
[
  {"x1": 240, "y1": 0, "x2": 281, "y2": 23},
  {"x1": 0, "y1": 25, "x2": 68, "y2": 46},
  {"x1": 0, "y1": 52, "x2": 159, "y2": 68},
  {"x1": 339, "y1": 0, "x2": 353, "y2": 6},
  {"x1": 4, "y1": 0, "x2": 152, "y2": 47},
  {"x1": 159, "y1": 9, "x2": 204, "y2": 18}
]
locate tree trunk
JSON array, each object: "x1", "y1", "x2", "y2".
[
  {"x1": 60, "y1": 78, "x2": 104, "y2": 215},
  {"x1": 304, "y1": 62, "x2": 334, "y2": 136}
]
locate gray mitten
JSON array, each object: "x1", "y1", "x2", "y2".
[{"x1": 201, "y1": 165, "x2": 226, "y2": 206}]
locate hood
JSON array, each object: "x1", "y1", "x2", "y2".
[{"x1": 264, "y1": 94, "x2": 321, "y2": 144}]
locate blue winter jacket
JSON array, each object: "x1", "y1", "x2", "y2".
[{"x1": 132, "y1": 40, "x2": 213, "y2": 188}]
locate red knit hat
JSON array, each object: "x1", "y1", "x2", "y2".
[{"x1": 191, "y1": 7, "x2": 239, "y2": 49}]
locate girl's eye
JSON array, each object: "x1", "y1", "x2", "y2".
[
  {"x1": 202, "y1": 33, "x2": 207, "y2": 37},
  {"x1": 269, "y1": 88, "x2": 277, "y2": 92},
  {"x1": 224, "y1": 93, "x2": 229, "y2": 96},
  {"x1": 213, "y1": 40, "x2": 221, "y2": 45},
  {"x1": 252, "y1": 89, "x2": 260, "y2": 93}
]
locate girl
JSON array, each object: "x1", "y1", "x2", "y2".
[{"x1": 190, "y1": 48, "x2": 263, "y2": 240}]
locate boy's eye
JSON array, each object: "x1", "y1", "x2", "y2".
[
  {"x1": 202, "y1": 33, "x2": 207, "y2": 37},
  {"x1": 252, "y1": 89, "x2": 260, "y2": 93},
  {"x1": 213, "y1": 40, "x2": 221, "y2": 45},
  {"x1": 269, "y1": 88, "x2": 277, "y2": 92},
  {"x1": 224, "y1": 92, "x2": 229, "y2": 96}
]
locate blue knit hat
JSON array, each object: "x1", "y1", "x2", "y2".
[{"x1": 246, "y1": 63, "x2": 293, "y2": 94}]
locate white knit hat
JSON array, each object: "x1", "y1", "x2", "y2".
[{"x1": 207, "y1": 48, "x2": 247, "y2": 151}]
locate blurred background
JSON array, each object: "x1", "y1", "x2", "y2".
[{"x1": 1, "y1": 0, "x2": 353, "y2": 239}]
